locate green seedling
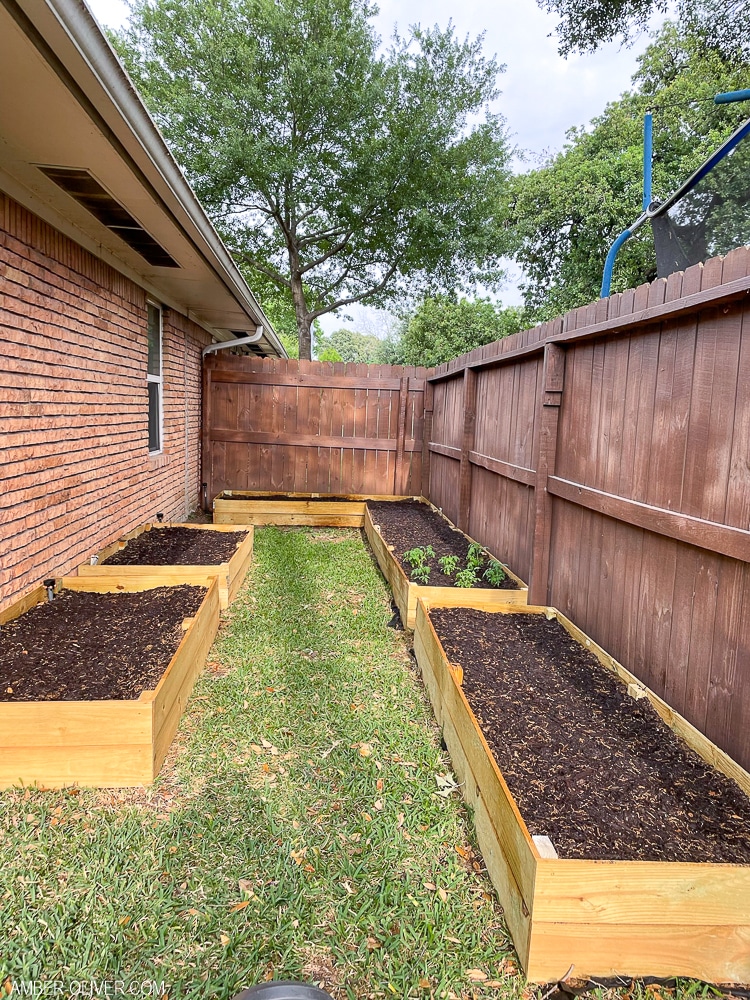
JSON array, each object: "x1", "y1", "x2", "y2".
[
  {"x1": 438, "y1": 554, "x2": 459, "y2": 576},
  {"x1": 455, "y1": 567, "x2": 478, "y2": 588},
  {"x1": 466, "y1": 542, "x2": 485, "y2": 571},
  {"x1": 403, "y1": 545, "x2": 435, "y2": 583},
  {"x1": 483, "y1": 560, "x2": 506, "y2": 586}
]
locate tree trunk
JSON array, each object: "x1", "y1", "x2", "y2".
[{"x1": 289, "y1": 266, "x2": 312, "y2": 360}]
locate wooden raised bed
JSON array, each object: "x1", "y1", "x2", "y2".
[
  {"x1": 414, "y1": 598, "x2": 750, "y2": 983},
  {"x1": 0, "y1": 576, "x2": 220, "y2": 789},
  {"x1": 364, "y1": 504, "x2": 528, "y2": 629},
  {"x1": 212, "y1": 491, "x2": 410, "y2": 527},
  {"x1": 76, "y1": 522, "x2": 253, "y2": 609}
]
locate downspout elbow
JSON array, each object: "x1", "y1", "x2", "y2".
[{"x1": 202, "y1": 326, "x2": 265, "y2": 357}]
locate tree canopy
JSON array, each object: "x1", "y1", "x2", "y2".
[
  {"x1": 538, "y1": 0, "x2": 749, "y2": 63},
  {"x1": 499, "y1": 23, "x2": 750, "y2": 319},
  {"x1": 314, "y1": 328, "x2": 384, "y2": 364},
  {"x1": 112, "y1": 0, "x2": 511, "y2": 359},
  {"x1": 386, "y1": 296, "x2": 525, "y2": 367}
]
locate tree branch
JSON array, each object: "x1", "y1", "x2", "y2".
[{"x1": 308, "y1": 261, "x2": 401, "y2": 320}]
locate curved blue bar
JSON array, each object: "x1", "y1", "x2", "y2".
[{"x1": 600, "y1": 229, "x2": 632, "y2": 298}]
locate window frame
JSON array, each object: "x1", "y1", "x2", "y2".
[{"x1": 147, "y1": 300, "x2": 163, "y2": 455}]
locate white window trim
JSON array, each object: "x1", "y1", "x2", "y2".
[{"x1": 147, "y1": 300, "x2": 164, "y2": 455}]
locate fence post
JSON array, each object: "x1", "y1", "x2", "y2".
[
  {"x1": 394, "y1": 375, "x2": 410, "y2": 495},
  {"x1": 458, "y1": 367, "x2": 478, "y2": 532},
  {"x1": 421, "y1": 381, "x2": 434, "y2": 499},
  {"x1": 529, "y1": 343, "x2": 565, "y2": 606}
]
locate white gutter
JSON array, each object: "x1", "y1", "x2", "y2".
[{"x1": 202, "y1": 327, "x2": 265, "y2": 357}]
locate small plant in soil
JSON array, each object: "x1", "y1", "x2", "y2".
[
  {"x1": 466, "y1": 542, "x2": 485, "y2": 571},
  {"x1": 403, "y1": 545, "x2": 435, "y2": 583},
  {"x1": 438, "y1": 554, "x2": 459, "y2": 577},
  {"x1": 455, "y1": 567, "x2": 479, "y2": 588},
  {"x1": 483, "y1": 559, "x2": 507, "y2": 586}
]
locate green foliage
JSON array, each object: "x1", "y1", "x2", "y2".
[
  {"x1": 392, "y1": 296, "x2": 527, "y2": 367},
  {"x1": 538, "y1": 0, "x2": 749, "y2": 64},
  {"x1": 403, "y1": 545, "x2": 435, "y2": 583},
  {"x1": 454, "y1": 567, "x2": 478, "y2": 588},
  {"x1": 437, "y1": 554, "x2": 459, "y2": 576},
  {"x1": 484, "y1": 559, "x2": 507, "y2": 586},
  {"x1": 500, "y1": 23, "x2": 750, "y2": 319},
  {"x1": 315, "y1": 327, "x2": 383, "y2": 363},
  {"x1": 112, "y1": 0, "x2": 511, "y2": 359},
  {"x1": 466, "y1": 542, "x2": 485, "y2": 571}
]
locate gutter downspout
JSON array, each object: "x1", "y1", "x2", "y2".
[{"x1": 202, "y1": 327, "x2": 265, "y2": 357}]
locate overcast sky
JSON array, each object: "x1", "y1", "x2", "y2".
[{"x1": 86, "y1": 0, "x2": 657, "y2": 321}]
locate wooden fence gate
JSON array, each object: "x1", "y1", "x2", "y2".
[{"x1": 202, "y1": 356, "x2": 428, "y2": 501}]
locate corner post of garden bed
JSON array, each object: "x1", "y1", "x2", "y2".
[
  {"x1": 458, "y1": 367, "x2": 478, "y2": 533},
  {"x1": 529, "y1": 336, "x2": 566, "y2": 606}
]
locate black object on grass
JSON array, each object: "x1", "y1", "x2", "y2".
[{"x1": 232, "y1": 984, "x2": 334, "y2": 1000}]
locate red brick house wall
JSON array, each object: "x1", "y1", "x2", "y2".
[{"x1": 0, "y1": 193, "x2": 211, "y2": 612}]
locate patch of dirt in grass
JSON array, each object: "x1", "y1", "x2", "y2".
[{"x1": 300, "y1": 946, "x2": 343, "y2": 990}]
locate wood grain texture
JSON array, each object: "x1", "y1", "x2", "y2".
[
  {"x1": 413, "y1": 598, "x2": 750, "y2": 983},
  {"x1": 0, "y1": 578, "x2": 220, "y2": 788}
]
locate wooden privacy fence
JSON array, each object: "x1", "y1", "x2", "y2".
[
  {"x1": 202, "y1": 356, "x2": 428, "y2": 500},
  {"x1": 426, "y1": 247, "x2": 750, "y2": 774},
  {"x1": 201, "y1": 248, "x2": 750, "y2": 773}
]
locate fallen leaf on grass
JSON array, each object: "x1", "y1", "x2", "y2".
[
  {"x1": 366, "y1": 936, "x2": 381, "y2": 951},
  {"x1": 437, "y1": 887, "x2": 448, "y2": 902},
  {"x1": 445, "y1": 936, "x2": 461, "y2": 945},
  {"x1": 373, "y1": 799, "x2": 383, "y2": 811},
  {"x1": 220, "y1": 934, "x2": 230, "y2": 947},
  {"x1": 465, "y1": 970, "x2": 488, "y2": 982},
  {"x1": 238, "y1": 878, "x2": 254, "y2": 893},
  {"x1": 418, "y1": 980, "x2": 431, "y2": 990},
  {"x1": 229, "y1": 900, "x2": 251, "y2": 912},
  {"x1": 118, "y1": 916, "x2": 131, "y2": 926},
  {"x1": 358, "y1": 743, "x2": 373, "y2": 757},
  {"x1": 435, "y1": 773, "x2": 460, "y2": 797}
]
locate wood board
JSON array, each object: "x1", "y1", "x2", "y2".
[
  {"x1": 0, "y1": 577, "x2": 220, "y2": 788},
  {"x1": 364, "y1": 505, "x2": 528, "y2": 629},
  {"x1": 76, "y1": 522, "x2": 253, "y2": 609},
  {"x1": 212, "y1": 491, "x2": 412, "y2": 527},
  {"x1": 413, "y1": 598, "x2": 750, "y2": 982}
]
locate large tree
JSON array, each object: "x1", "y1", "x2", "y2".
[
  {"x1": 113, "y1": 0, "x2": 510, "y2": 359},
  {"x1": 500, "y1": 23, "x2": 750, "y2": 319},
  {"x1": 538, "y1": 0, "x2": 749, "y2": 63}
]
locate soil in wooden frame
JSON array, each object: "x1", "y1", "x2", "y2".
[
  {"x1": 367, "y1": 500, "x2": 520, "y2": 590},
  {"x1": 0, "y1": 586, "x2": 206, "y2": 701},
  {"x1": 430, "y1": 608, "x2": 750, "y2": 864},
  {"x1": 102, "y1": 527, "x2": 247, "y2": 566}
]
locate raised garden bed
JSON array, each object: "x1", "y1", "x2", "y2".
[
  {"x1": 0, "y1": 576, "x2": 220, "y2": 788},
  {"x1": 212, "y1": 491, "x2": 410, "y2": 527},
  {"x1": 364, "y1": 499, "x2": 527, "y2": 629},
  {"x1": 413, "y1": 598, "x2": 750, "y2": 983},
  {"x1": 76, "y1": 522, "x2": 253, "y2": 609}
]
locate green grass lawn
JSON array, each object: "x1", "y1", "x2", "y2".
[{"x1": 0, "y1": 527, "x2": 524, "y2": 1000}]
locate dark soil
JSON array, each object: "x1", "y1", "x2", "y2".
[
  {"x1": 367, "y1": 499, "x2": 519, "y2": 590},
  {"x1": 431, "y1": 607, "x2": 750, "y2": 864},
  {"x1": 0, "y1": 586, "x2": 206, "y2": 701},
  {"x1": 102, "y1": 527, "x2": 246, "y2": 566}
]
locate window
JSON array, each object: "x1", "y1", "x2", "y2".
[{"x1": 147, "y1": 302, "x2": 163, "y2": 453}]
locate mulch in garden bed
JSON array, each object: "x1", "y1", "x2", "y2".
[
  {"x1": 0, "y1": 586, "x2": 206, "y2": 701},
  {"x1": 102, "y1": 526, "x2": 246, "y2": 566},
  {"x1": 367, "y1": 499, "x2": 519, "y2": 589},
  {"x1": 431, "y1": 607, "x2": 750, "y2": 865}
]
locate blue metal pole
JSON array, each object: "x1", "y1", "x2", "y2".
[
  {"x1": 601, "y1": 229, "x2": 633, "y2": 298},
  {"x1": 714, "y1": 89, "x2": 750, "y2": 104},
  {"x1": 643, "y1": 112, "x2": 653, "y2": 211}
]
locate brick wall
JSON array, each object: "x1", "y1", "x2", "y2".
[{"x1": 0, "y1": 192, "x2": 212, "y2": 612}]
